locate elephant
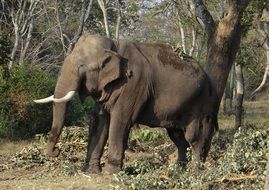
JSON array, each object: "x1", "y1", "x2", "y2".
[{"x1": 34, "y1": 34, "x2": 218, "y2": 174}]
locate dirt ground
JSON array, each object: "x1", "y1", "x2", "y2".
[
  {"x1": 0, "y1": 133, "x2": 173, "y2": 190},
  {"x1": 0, "y1": 168, "x2": 122, "y2": 190},
  {"x1": 0, "y1": 101, "x2": 268, "y2": 190},
  {"x1": 0, "y1": 141, "x2": 127, "y2": 190}
]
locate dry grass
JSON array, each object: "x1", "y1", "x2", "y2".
[{"x1": 218, "y1": 100, "x2": 269, "y2": 130}]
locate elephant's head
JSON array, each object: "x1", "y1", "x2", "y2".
[{"x1": 34, "y1": 35, "x2": 124, "y2": 157}]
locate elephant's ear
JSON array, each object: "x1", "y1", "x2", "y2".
[{"x1": 98, "y1": 50, "x2": 122, "y2": 90}]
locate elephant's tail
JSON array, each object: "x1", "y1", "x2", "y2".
[{"x1": 212, "y1": 114, "x2": 219, "y2": 132}]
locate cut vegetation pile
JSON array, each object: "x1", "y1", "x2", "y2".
[{"x1": 0, "y1": 123, "x2": 268, "y2": 190}]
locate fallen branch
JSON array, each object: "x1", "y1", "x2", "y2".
[{"x1": 194, "y1": 175, "x2": 257, "y2": 190}]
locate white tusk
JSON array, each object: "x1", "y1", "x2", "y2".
[
  {"x1": 34, "y1": 95, "x2": 54, "y2": 103},
  {"x1": 53, "y1": 91, "x2": 76, "y2": 103},
  {"x1": 34, "y1": 91, "x2": 76, "y2": 104}
]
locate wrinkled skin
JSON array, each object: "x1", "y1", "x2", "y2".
[{"x1": 40, "y1": 34, "x2": 218, "y2": 174}]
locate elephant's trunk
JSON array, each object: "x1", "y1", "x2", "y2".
[
  {"x1": 42, "y1": 55, "x2": 81, "y2": 157},
  {"x1": 46, "y1": 101, "x2": 67, "y2": 157},
  {"x1": 46, "y1": 77, "x2": 79, "y2": 157}
]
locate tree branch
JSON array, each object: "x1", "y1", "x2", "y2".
[
  {"x1": 97, "y1": 0, "x2": 110, "y2": 38},
  {"x1": 193, "y1": 0, "x2": 215, "y2": 38},
  {"x1": 194, "y1": 174, "x2": 257, "y2": 190},
  {"x1": 55, "y1": 0, "x2": 66, "y2": 55},
  {"x1": 66, "y1": 0, "x2": 93, "y2": 55}
]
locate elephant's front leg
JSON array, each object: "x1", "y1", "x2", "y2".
[
  {"x1": 82, "y1": 107, "x2": 109, "y2": 173},
  {"x1": 105, "y1": 111, "x2": 131, "y2": 174}
]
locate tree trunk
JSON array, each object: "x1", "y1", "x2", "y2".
[
  {"x1": 222, "y1": 88, "x2": 227, "y2": 114},
  {"x1": 19, "y1": 18, "x2": 34, "y2": 65},
  {"x1": 9, "y1": 22, "x2": 19, "y2": 68},
  {"x1": 178, "y1": 17, "x2": 186, "y2": 54},
  {"x1": 235, "y1": 63, "x2": 244, "y2": 128},
  {"x1": 193, "y1": 0, "x2": 250, "y2": 112},
  {"x1": 228, "y1": 65, "x2": 235, "y2": 114},
  {"x1": 115, "y1": 1, "x2": 122, "y2": 40},
  {"x1": 189, "y1": 28, "x2": 197, "y2": 56},
  {"x1": 97, "y1": 0, "x2": 110, "y2": 38}
]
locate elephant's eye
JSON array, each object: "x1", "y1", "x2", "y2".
[{"x1": 101, "y1": 56, "x2": 111, "y2": 68}]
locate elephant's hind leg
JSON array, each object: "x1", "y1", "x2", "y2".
[
  {"x1": 82, "y1": 107, "x2": 109, "y2": 174},
  {"x1": 166, "y1": 128, "x2": 189, "y2": 167}
]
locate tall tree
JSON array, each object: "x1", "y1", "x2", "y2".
[
  {"x1": 193, "y1": 0, "x2": 250, "y2": 111},
  {"x1": 235, "y1": 62, "x2": 244, "y2": 128},
  {"x1": 250, "y1": 7, "x2": 269, "y2": 99},
  {"x1": 8, "y1": 0, "x2": 40, "y2": 68}
]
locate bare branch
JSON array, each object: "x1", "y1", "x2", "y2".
[
  {"x1": 250, "y1": 40, "x2": 269, "y2": 99},
  {"x1": 55, "y1": 0, "x2": 66, "y2": 55},
  {"x1": 97, "y1": 0, "x2": 110, "y2": 38},
  {"x1": 66, "y1": 0, "x2": 94, "y2": 55},
  {"x1": 115, "y1": 0, "x2": 122, "y2": 40},
  {"x1": 84, "y1": 0, "x2": 93, "y2": 22},
  {"x1": 19, "y1": 17, "x2": 34, "y2": 65}
]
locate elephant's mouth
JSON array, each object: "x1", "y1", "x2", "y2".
[
  {"x1": 98, "y1": 87, "x2": 112, "y2": 103},
  {"x1": 90, "y1": 89, "x2": 101, "y2": 99}
]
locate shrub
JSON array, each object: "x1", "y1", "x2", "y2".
[
  {"x1": 0, "y1": 66, "x2": 94, "y2": 139},
  {"x1": 117, "y1": 125, "x2": 268, "y2": 190}
]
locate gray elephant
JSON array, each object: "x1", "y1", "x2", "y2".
[{"x1": 34, "y1": 34, "x2": 218, "y2": 174}]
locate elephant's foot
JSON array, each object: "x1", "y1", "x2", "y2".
[
  {"x1": 81, "y1": 162, "x2": 102, "y2": 174},
  {"x1": 190, "y1": 160, "x2": 205, "y2": 170},
  {"x1": 196, "y1": 162, "x2": 205, "y2": 170},
  {"x1": 176, "y1": 160, "x2": 188, "y2": 169},
  {"x1": 104, "y1": 164, "x2": 121, "y2": 174},
  {"x1": 47, "y1": 147, "x2": 60, "y2": 157}
]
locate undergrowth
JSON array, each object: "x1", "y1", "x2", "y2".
[
  {"x1": 0, "y1": 124, "x2": 268, "y2": 189},
  {"x1": 0, "y1": 66, "x2": 94, "y2": 139}
]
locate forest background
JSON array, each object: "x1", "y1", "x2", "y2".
[{"x1": 0, "y1": 0, "x2": 269, "y2": 189}]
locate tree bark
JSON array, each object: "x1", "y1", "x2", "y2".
[
  {"x1": 115, "y1": 1, "x2": 122, "y2": 40},
  {"x1": 189, "y1": 27, "x2": 197, "y2": 56},
  {"x1": 178, "y1": 17, "x2": 186, "y2": 54},
  {"x1": 235, "y1": 63, "x2": 244, "y2": 128},
  {"x1": 222, "y1": 89, "x2": 227, "y2": 114},
  {"x1": 19, "y1": 18, "x2": 34, "y2": 65},
  {"x1": 228, "y1": 65, "x2": 235, "y2": 114},
  {"x1": 193, "y1": 0, "x2": 250, "y2": 111}
]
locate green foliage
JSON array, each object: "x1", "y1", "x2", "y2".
[
  {"x1": 0, "y1": 34, "x2": 11, "y2": 79},
  {"x1": 118, "y1": 125, "x2": 268, "y2": 190},
  {"x1": 3, "y1": 127, "x2": 88, "y2": 176},
  {"x1": 0, "y1": 35, "x2": 11, "y2": 65},
  {"x1": 0, "y1": 122, "x2": 267, "y2": 189},
  {"x1": 0, "y1": 66, "x2": 94, "y2": 139},
  {"x1": 0, "y1": 66, "x2": 55, "y2": 139},
  {"x1": 129, "y1": 127, "x2": 168, "y2": 151},
  {"x1": 241, "y1": 0, "x2": 268, "y2": 34},
  {"x1": 236, "y1": 30, "x2": 266, "y2": 98},
  {"x1": 130, "y1": 127, "x2": 167, "y2": 143}
]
